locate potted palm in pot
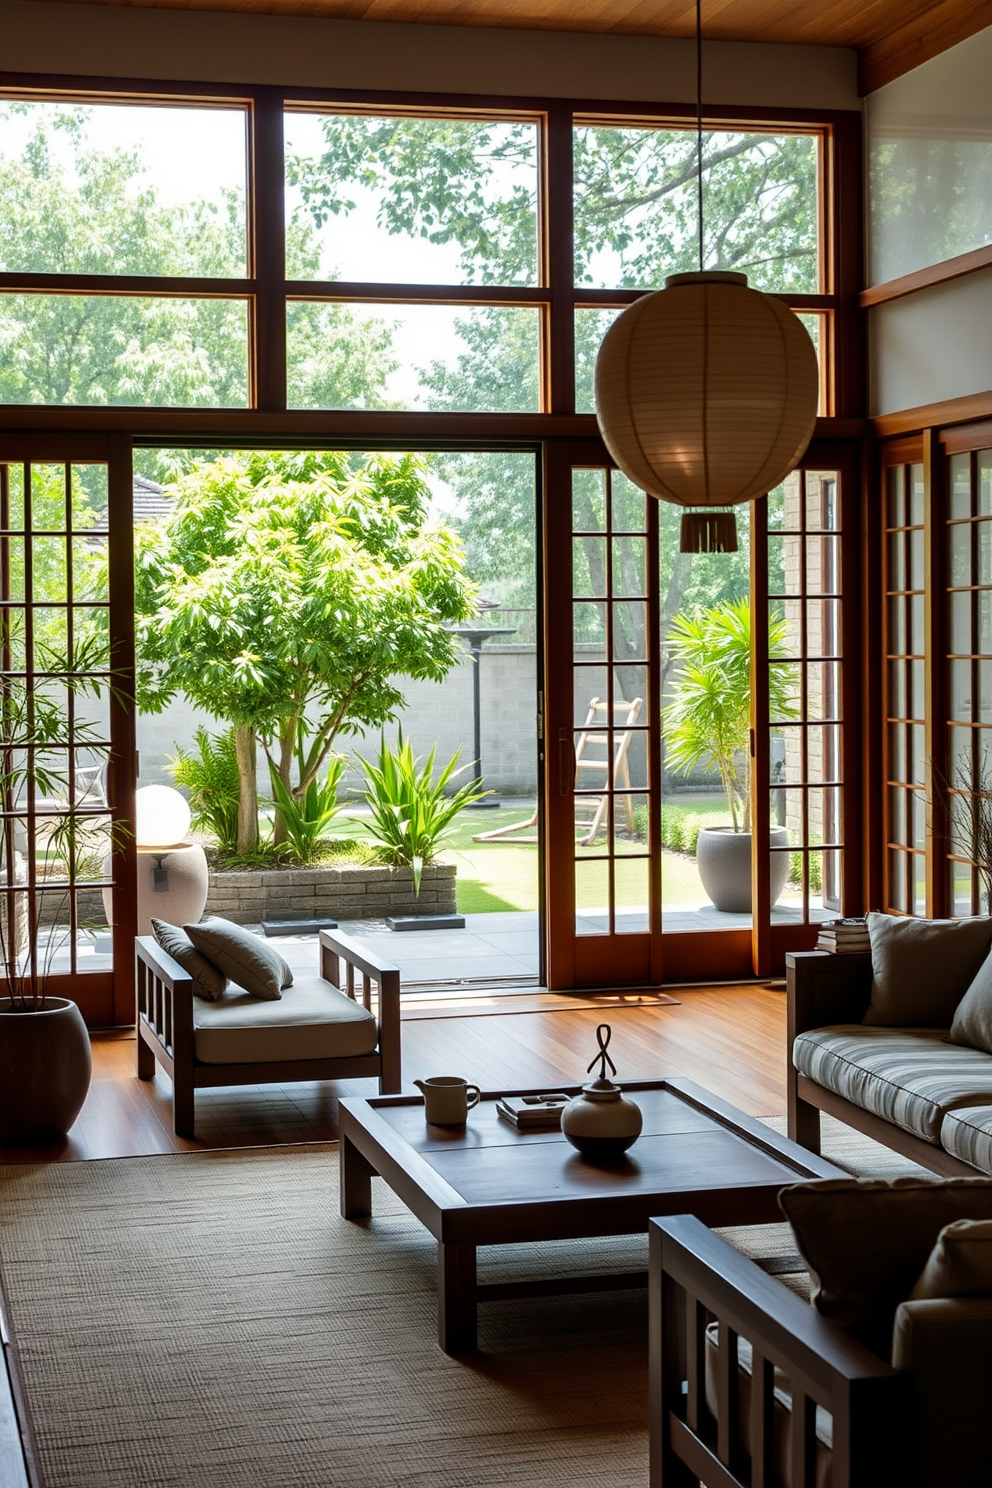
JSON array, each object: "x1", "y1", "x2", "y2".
[
  {"x1": 662, "y1": 599, "x2": 797, "y2": 913},
  {"x1": 0, "y1": 636, "x2": 116, "y2": 1145}
]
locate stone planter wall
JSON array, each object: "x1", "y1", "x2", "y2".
[{"x1": 203, "y1": 861, "x2": 457, "y2": 926}]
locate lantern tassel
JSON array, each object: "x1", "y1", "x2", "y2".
[{"x1": 680, "y1": 510, "x2": 738, "y2": 553}]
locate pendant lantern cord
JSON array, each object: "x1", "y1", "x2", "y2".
[{"x1": 696, "y1": 0, "x2": 703, "y2": 273}]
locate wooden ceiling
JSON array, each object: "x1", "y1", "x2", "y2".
[{"x1": 30, "y1": 0, "x2": 992, "y2": 92}]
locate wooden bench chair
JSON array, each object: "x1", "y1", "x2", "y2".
[{"x1": 136, "y1": 927, "x2": 401, "y2": 1137}]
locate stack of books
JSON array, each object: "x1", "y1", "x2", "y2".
[
  {"x1": 496, "y1": 1093, "x2": 570, "y2": 1130},
  {"x1": 816, "y1": 917, "x2": 871, "y2": 953}
]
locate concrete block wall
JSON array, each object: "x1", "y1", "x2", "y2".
[
  {"x1": 203, "y1": 861, "x2": 457, "y2": 925},
  {"x1": 135, "y1": 645, "x2": 539, "y2": 799}
]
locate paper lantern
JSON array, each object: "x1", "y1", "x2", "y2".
[
  {"x1": 595, "y1": 270, "x2": 819, "y2": 551},
  {"x1": 135, "y1": 785, "x2": 192, "y2": 849}
]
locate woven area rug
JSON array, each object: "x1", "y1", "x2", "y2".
[{"x1": 0, "y1": 1116, "x2": 927, "y2": 1488}]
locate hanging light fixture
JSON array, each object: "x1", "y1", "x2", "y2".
[{"x1": 594, "y1": 0, "x2": 819, "y2": 554}]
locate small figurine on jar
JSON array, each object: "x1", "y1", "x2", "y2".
[{"x1": 561, "y1": 1023, "x2": 642, "y2": 1163}]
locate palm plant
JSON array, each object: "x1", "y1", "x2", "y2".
[
  {"x1": 355, "y1": 733, "x2": 487, "y2": 895},
  {"x1": 266, "y1": 753, "x2": 345, "y2": 866},
  {"x1": 169, "y1": 727, "x2": 242, "y2": 852},
  {"x1": 662, "y1": 600, "x2": 797, "y2": 832}
]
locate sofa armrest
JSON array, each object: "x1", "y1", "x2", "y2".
[
  {"x1": 787, "y1": 949, "x2": 873, "y2": 1038},
  {"x1": 893, "y1": 1297, "x2": 992, "y2": 1488},
  {"x1": 319, "y1": 928, "x2": 402, "y2": 1093},
  {"x1": 135, "y1": 935, "x2": 195, "y2": 1058},
  {"x1": 650, "y1": 1214, "x2": 909, "y2": 1488}
]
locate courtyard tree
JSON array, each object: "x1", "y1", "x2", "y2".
[{"x1": 134, "y1": 450, "x2": 477, "y2": 853}]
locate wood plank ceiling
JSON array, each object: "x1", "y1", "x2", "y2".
[{"x1": 23, "y1": 0, "x2": 992, "y2": 91}]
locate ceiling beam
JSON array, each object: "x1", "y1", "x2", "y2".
[{"x1": 859, "y1": 0, "x2": 992, "y2": 93}]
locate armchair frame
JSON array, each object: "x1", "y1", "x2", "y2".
[
  {"x1": 786, "y1": 949, "x2": 979, "y2": 1176},
  {"x1": 136, "y1": 927, "x2": 402, "y2": 1137},
  {"x1": 649, "y1": 1213, "x2": 909, "y2": 1488}
]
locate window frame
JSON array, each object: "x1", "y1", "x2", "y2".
[{"x1": 0, "y1": 72, "x2": 863, "y2": 428}]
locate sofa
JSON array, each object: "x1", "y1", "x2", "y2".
[
  {"x1": 787, "y1": 918, "x2": 992, "y2": 1176},
  {"x1": 136, "y1": 923, "x2": 402, "y2": 1138}
]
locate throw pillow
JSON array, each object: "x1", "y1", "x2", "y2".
[
  {"x1": 778, "y1": 1176, "x2": 992, "y2": 1358},
  {"x1": 151, "y1": 917, "x2": 228, "y2": 1001},
  {"x1": 910, "y1": 1218, "x2": 992, "y2": 1299},
  {"x1": 949, "y1": 948, "x2": 992, "y2": 1054},
  {"x1": 185, "y1": 917, "x2": 293, "y2": 1001},
  {"x1": 863, "y1": 912, "x2": 992, "y2": 1028}
]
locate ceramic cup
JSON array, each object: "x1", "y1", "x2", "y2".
[{"x1": 415, "y1": 1076, "x2": 481, "y2": 1125}]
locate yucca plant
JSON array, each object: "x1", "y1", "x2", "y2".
[
  {"x1": 266, "y1": 754, "x2": 345, "y2": 866},
  {"x1": 355, "y1": 734, "x2": 486, "y2": 895}
]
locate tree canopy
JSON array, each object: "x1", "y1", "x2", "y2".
[{"x1": 134, "y1": 450, "x2": 477, "y2": 850}]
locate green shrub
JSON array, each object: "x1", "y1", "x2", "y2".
[
  {"x1": 354, "y1": 733, "x2": 486, "y2": 895},
  {"x1": 788, "y1": 851, "x2": 823, "y2": 893},
  {"x1": 168, "y1": 726, "x2": 240, "y2": 850},
  {"x1": 265, "y1": 754, "x2": 345, "y2": 866}
]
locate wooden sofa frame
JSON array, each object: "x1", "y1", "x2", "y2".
[
  {"x1": 787, "y1": 949, "x2": 981, "y2": 1176},
  {"x1": 136, "y1": 927, "x2": 402, "y2": 1138},
  {"x1": 650, "y1": 1213, "x2": 909, "y2": 1488}
]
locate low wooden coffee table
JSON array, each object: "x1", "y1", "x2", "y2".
[{"x1": 339, "y1": 1078, "x2": 843, "y2": 1352}]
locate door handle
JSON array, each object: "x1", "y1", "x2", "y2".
[{"x1": 559, "y1": 728, "x2": 576, "y2": 795}]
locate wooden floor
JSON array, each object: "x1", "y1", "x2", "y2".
[{"x1": 0, "y1": 983, "x2": 787, "y2": 1163}]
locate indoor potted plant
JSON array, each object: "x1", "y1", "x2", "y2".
[
  {"x1": 0, "y1": 635, "x2": 116, "y2": 1144},
  {"x1": 662, "y1": 599, "x2": 796, "y2": 913}
]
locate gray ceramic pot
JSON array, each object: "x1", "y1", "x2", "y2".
[
  {"x1": 0, "y1": 996, "x2": 92, "y2": 1144},
  {"x1": 696, "y1": 825, "x2": 791, "y2": 913}
]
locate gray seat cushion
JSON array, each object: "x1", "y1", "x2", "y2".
[
  {"x1": 793, "y1": 1025, "x2": 992, "y2": 1143},
  {"x1": 940, "y1": 1106, "x2": 992, "y2": 1172},
  {"x1": 193, "y1": 976, "x2": 378, "y2": 1065}
]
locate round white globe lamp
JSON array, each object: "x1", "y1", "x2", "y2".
[
  {"x1": 107, "y1": 785, "x2": 207, "y2": 934},
  {"x1": 135, "y1": 785, "x2": 192, "y2": 849},
  {"x1": 595, "y1": 271, "x2": 819, "y2": 553}
]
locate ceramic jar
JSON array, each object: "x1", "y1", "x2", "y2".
[{"x1": 561, "y1": 1077, "x2": 643, "y2": 1162}]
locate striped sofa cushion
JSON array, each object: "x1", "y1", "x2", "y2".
[
  {"x1": 941, "y1": 1106, "x2": 992, "y2": 1172},
  {"x1": 793, "y1": 1026, "x2": 992, "y2": 1143}
]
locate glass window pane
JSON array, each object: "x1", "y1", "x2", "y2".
[
  {"x1": 911, "y1": 723, "x2": 926, "y2": 785},
  {"x1": 889, "y1": 722, "x2": 907, "y2": 782},
  {"x1": 806, "y1": 536, "x2": 840, "y2": 595},
  {"x1": 573, "y1": 469, "x2": 607, "y2": 531},
  {"x1": 981, "y1": 590, "x2": 992, "y2": 655},
  {"x1": 888, "y1": 848, "x2": 907, "y2": 911},
  {"x1": 575, "y1": 858, "x2": 610, "y2": 935},
  {"x1": 981, "y1": 453, "x2": 992, "y2": 517},
  {"x1": 806, "y1": 661, "x2": 841, "y2": 721},
  {"x1": 914, "y1": 852, "x2": 927, "y2": 916},
  {"x1": 888, "y1": 528, "x2": 906, "y2": 591},
  {"x1": 807, "y1": 723, "x2": 842, "y2": 784},
  {"x1": 889, "y1": 786, "x2": 907, "y2": 845},
  {"x1": 284, "y1": 112, "x2": 539, "y2": 286},
  {"x1": 769, "y1": 661, "x2": 802, "y2": 724},
  {"x1": 952, "y1": 859, "x2": 975, "y2": 918},
  {"x1": 887, "y1": 465, "x2": 905, "y2": 528},
  {"x1": 909, "y1": 464, "x2": 925, "y2": 526},
  {"x1": 805, "y1": 472, "x2": 839, "y2": 531},
  {"x1": 0, "y1": 101, "x2": 248, "y2": 276},
  {"x1": 807, "y1": 598, "x2": 841, "y2": 658},
  {"x1": 615, "y1": 855, "x2": 649, "y2": 934},
  {"x1": 911, "y1": 660, "x2": 926, "y2": 719},
  {"x1": 613, "y1": 793, "x2": 649, "y2": 855},
  {"x1": 951, "y1": 590, "x2": 973, "y2": 654},
  {"x1": 981, "y1": 522, "x2": 992, "y2": 586},
  {"x1": 573, "y1": 603, "x2": 606, "y2": 660},
  {"x1": 951, "y1": 659, "x2": 973, "y2": 721},
  {"x1": 574, "y1": 668, "x2": 609, "y2": 722},
  {"x1": 909, "y1": 529, "x2": 925, "y2": 591},
  {"x1": 980, "y1": 660, "x2": 992, "y2": 723},
  {"x1": 909, "y1": 594, "x2": 925, "y2": 653},
  {"x1": 576, "y1": 308, "x2": 622, "y2": 414},
  {"x1": 610, "y1": 474, "x2": 647, "y2": 533},
  {"x1": 888, "y1": 661, "x2": 906, "y2": 719},
  {"x1": 612, "y1": 537, "x2": 646, "y2": 597},
  {"x1": 613, "y1": 602, "x2": 647, "y2": 662},
  {"x1": 950, "y1": 452, "x2": 972, "y2": 520},
  {"x1": 286, "y1": 302, "x2": 540, "y2": 412},
  {"x1": 0, "y1": 297, "x2": 249, "y2": 407},
  {"x1": 573, "y1": 125, "x2": 819, "y2": 294},
  {"x1": 949, "y1": 523, "x2": 973, "y2": 587},
  {"x1": 574, "y1": 537, "x2": 607, "y2": 599}
]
